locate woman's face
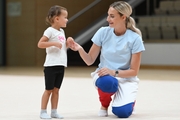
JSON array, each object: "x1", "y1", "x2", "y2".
[{"x1": 106, "y1": 7, "x2": 126, "y2": 28}]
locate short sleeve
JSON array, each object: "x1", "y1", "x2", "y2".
[
  {"x1": 91, "y1": 27, "x2": 105, "y2": 47},
  {"x1": 43, "y1": 28, "x2": 52, "y2": 39},
  {"x1": 132, "y1": 36, "x2": 145, "y2": 54}
]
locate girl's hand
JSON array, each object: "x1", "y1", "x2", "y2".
[
  {"x1": 66, "y1": 37, "x2": 75, "y2": 48},
  {"x1": 54, "y1": 42, "x2": 62, "y2": 49}
]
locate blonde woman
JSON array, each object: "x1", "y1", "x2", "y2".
[{"x1": 70, "y1": 1, "x2": 145, "y2": 118}]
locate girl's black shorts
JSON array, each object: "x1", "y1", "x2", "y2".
[{"x1": 43, "y1": 66, "x2": 65, "y2": 90}]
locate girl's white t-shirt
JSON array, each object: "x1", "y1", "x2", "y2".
[{"x1": 43, "y1": 27, "x2": 67, "y2": 67}]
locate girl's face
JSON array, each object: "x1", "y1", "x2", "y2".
[
  {"x1": 55, "y1": 10, "x2": 68, "y2": 28},
  {"x1": 106, "y1": 7, "x2": 126, "y2": 28}
]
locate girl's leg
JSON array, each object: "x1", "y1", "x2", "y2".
[
  {"x1": 40, "y1": 90, "x2": 52, "y2": 119},
  {"x1": 50, "y1": 87, "x2": 63, "y2": 119},
  {"x1": 51, "y1": 87, "x2": 59, "y2": 109},
  {"x1": 112, "y1": 102, "x2": 135, "y2": 118},
  {"x1": 95, "y1": 75, "x2": 118, "y2": 116},
  {"x1": 51, "y1": 66, "x2": 64, "y2": 109},
  {"x1": 50, "y1": 66, "x2": 64, "y2": 119},
  {"x1": 41, "y1": 90, "x2": 52, "y2": 109}
]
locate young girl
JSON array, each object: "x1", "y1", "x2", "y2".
[{"x1": 37, "y1": 5, "x2": 73, "y2": 119}]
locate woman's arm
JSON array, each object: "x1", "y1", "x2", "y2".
[
  {"x1": 72, "y1": 43, "x2": 101, "y2": 66},
  {"x1": 97, "y1": 52, "x2": 142, "y2": 77},
  {"x1": 117, "y1": 52, "x2": 142, "y2": 78}
]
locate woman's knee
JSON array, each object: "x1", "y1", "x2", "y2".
[
  {"x1": 95, "y1": 75, "x2": 118, "y2": 93},
  {"x1": 112, "y1": 103, "x2": 134, "y2": 118}
]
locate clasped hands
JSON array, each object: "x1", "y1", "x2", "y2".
[{"x1": 66, "y1": 37, "x2": 82, "y2": 51}]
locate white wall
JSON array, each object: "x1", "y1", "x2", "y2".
[{"x1": 141, "y1": 43, "x2": 180, "y2": 66}]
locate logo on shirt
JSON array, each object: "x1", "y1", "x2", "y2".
[{"x1": 58, "y1": 36, "x2": 65, "y2": 43}]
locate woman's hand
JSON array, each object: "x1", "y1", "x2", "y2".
[
  {"x1": 66, "y1": 37, "x2": 82, "y2": 51},
  {"x1": 70, "y1": 42, "x2": 82, "y2": 51},
  {"x1": 97, "y1": 67, "x2": 114, "y2": 76}
]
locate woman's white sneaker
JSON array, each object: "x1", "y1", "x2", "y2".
[{"x1": 98, "y1": 109, "x2": 108, "y2": 117}]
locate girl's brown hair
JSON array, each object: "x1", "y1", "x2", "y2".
[{"x1": 46, "y1": 5, "x2": 67, "y2": 25}]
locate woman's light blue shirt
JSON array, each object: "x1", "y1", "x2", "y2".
[{"x1": 91, "y1": 26, "x2": 145, "y2": 71}]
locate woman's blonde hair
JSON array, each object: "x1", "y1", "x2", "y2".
[
  {"x1": 46, "y1": 5, "x2": 67, "y2": 25},
  {"x1": 110, "y1": 1, "x2": 142, "y2": 37}
]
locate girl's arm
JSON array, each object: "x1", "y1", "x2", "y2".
[{"x1": 37, "y1": 36, "x2": 62, "y2": 49}]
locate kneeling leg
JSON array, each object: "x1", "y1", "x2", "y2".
[{"x1": 112, "y1": 102, "x2": 135, "y2": 118}]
